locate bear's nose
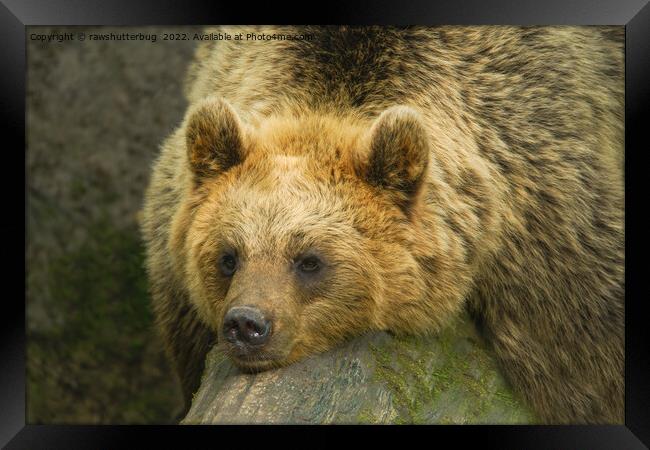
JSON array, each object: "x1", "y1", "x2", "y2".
[{"x1": 222, "y1": 306, "x2": 272, "y2": 347}]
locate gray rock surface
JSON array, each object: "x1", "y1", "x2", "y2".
[
  {"x1": 183, "y1": 313, "x2": 536, "y2": 424},
  {"x1": 27, "y1": 26, "x2": 198, "y2": 423},
  {"x1": 27, "y1": 26, "x2": 196, "y2": 332}
]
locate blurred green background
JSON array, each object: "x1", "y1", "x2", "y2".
[{"x1": 26, "y1": 26, "x2": 200, "y2": 423}]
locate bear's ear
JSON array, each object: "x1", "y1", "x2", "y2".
[
  {"x1": 358, "y1": 106, "x2": 430, "y2": 212},
  {"x1": 186, "y1": 97, "x2": 245, "y2": 181}
]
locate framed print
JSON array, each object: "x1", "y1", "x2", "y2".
[{"x1": 3, "y1": 0, "x2": 649, "y2": 448}]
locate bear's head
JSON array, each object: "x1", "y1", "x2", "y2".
[{"x1": 174, "y1": 97, "x2": 436, "y2": 371}]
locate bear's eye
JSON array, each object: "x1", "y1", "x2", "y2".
[
  {"x1": 296, "y1": 256, "x2": 321, "y2": 274},
  {"x1": 219, "y1": 253, "x2": 237, "y2": 277}
]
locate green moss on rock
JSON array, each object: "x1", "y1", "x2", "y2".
[
  {"x1": 369, "y1": 314, "x2": 536, "y2": 424},
  {"x1": 27, "y1": 219, "x2": 182, "y2": 424}
]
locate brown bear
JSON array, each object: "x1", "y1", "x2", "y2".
[{"x1": 141, "y1": 26, "x2": 624, "y2": 424}]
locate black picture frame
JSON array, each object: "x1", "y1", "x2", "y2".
[{"x1": 3, "y1": 0, "x2": 649, "y2": 447}]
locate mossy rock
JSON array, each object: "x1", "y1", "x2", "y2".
[
  {"x1": 182, "y1": 313, "x2": 536, "y2": 424},
  {"x1": 27, "y1": 219, "x2": 182, "y2": 424}
]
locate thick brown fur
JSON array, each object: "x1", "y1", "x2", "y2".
[{"x1": 141, "y1": 26, "x2": 624, "y2": 423}]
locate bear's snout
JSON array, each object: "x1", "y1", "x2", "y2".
[{"x1": 222, "y1": 306, "x2": 272, "y2": 348}]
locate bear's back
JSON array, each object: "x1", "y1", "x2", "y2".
[{"x1": 185, "y1": 26, "x2": 622, "y2": 143}]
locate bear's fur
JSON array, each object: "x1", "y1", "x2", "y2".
[{"x1": 141, "y1": 26, "x2": 624, "y2": 423}]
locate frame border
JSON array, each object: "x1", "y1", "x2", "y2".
[{"x1": 4, "y1": 0, "x2": 649, "y2": 447}]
